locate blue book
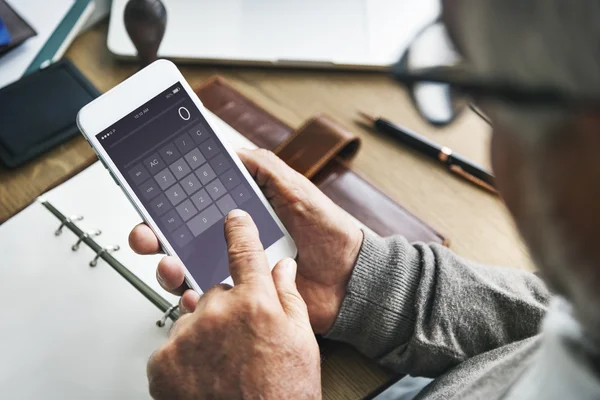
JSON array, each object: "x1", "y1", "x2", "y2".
[{"x1": 0, "y1": 17, "x2": 12, "y2": 46}]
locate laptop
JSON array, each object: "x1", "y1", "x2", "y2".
[{"x1": 107, "y1": 0, "x2": 440, "y2": 70}]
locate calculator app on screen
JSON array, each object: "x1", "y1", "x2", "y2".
[{"x1": 96, "y1": 83, "x2": 284, "y2": 290}]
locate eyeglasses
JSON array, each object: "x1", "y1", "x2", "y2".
[{"x1": 394, "y1": 21, "x2": 596, "y2": 127}]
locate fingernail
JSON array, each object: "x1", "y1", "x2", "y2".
[
  {"x1": 178, "y1": 297, "x2": 188, "y2": 314},
  {"x1": 226, "y1": 209, "x2": 247, "y2": 222},
  {"x1": 156, "y1": 269, "x2": 165, "y2": 286},
  {"x1": 281, "y1": 258, "x2": 297, "y2": 277}
]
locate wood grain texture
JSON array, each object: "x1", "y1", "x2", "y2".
[{"x1": 0, "y1": 22, "x2": 533, "y2": 399}]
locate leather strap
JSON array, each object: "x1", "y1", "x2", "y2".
[
  {"x1": 275, "y1": 114, "x2": 360, "y2": 179},
  {"x1": 196, "y1": 76, "x2": 291, "y2": 150}
]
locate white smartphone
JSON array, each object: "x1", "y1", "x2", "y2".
[{"x1": 77, "y1": 60, "x2": 297, "y2": 294}]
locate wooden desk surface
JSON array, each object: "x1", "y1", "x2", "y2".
[{"x1": 0, "y1": 23, "x2": 533, "y2": 399}]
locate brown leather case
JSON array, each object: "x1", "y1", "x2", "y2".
[{"x1": 196, "y1": 77, "x2": 447, "y2": 245}]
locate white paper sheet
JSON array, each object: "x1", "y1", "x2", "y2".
[{"x1": 0, "y1": 0, "x2": 74, "y2": 89}]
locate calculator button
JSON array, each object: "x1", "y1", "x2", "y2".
[
  {"x1": 158, "y1": 142, "x2": 181, "y2": 164},
  {"x1": 189, "y1": 123, "x2": 209, "y2": 145},
  {"x1": 161, "y1": 209, "x2": 183, "y2": 233},
  {"x1": 181, "y1": 173, "x2": 202, "y2": 195},
  {"x1": 165, "y1": 183, "x2": 186, "y2": 206},
  {"x1": 128, "y1": 163, "x2": 150, "y2": 185},
  {"x1": 143, "y1": 152, "x2": 165, "y2": 174},
  {"x1": 210, "y1": 153, "x2": 231, "y2": 175},
  {"x1": 195, "y1": 163, "x2": 217, "y2": 185},
  {"x1": 149, "y1": 194, "x2": 171, "y2": 216},
  {"x1": 172, "y1": 225, "x2": 194, "y2": 248},
  {"x1": 206, "y1": 178, "x2": 227, "y2": 200},
  {"x1": 174, "y1": 133, "x2": 195, "y2": 155},
  {"x1": 154, "y1": 168, "x2": 177, "y2": 190},
  {"x1": 138, "y1": 179, "x2": 161, "y2": 200},
  {"x1": 187, "y1": 205, "x2": 223, "y2": 237},
  {"x1": 199, "y1": 139, "x2": 219, "y2": 160},
  {"x1": 220, "y1": 169, "x2": 241, "y2": 190},
  {"x1": 169, "y1": 158, "x2": 191, "y2": 180},
  {"x1": 231, "y1": 184, "x2": 251, "y2": 205},
  {"x1": 184, "y1": 148, "x2": 206, "y2": 170},
  {"x1": 216, "y1": 194, "x2": 237, "y2": 215},
  {"x1": 176, "y1": 199, "x2": 198, "y2": 222},
  {"x1": 190, "y1": 188, "x2": 212, "y2": 212}
]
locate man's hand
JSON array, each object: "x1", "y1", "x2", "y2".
[
  {"x1": 147, "y1": 210, "x2": 321, "y2": 399},
  {"x1": 129, "y1": 148, "x2": 363, "y2": 333}
]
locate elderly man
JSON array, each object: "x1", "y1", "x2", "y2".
[{"x1": 128, "y1": 1, "x2": 600, "y2": 399}]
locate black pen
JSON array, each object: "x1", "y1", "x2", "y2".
[{"x1": 358, "y1": 112, "x2": 498, "y2": 195}]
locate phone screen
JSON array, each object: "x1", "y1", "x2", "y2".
[{"x1": 96, "y1": 83, "x2": 284, "y2": 291}]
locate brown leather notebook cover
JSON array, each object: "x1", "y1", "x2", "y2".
[{"x1": 195, "y1": 77, "x2": 447, "y2": 245}]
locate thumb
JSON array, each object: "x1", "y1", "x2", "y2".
[{"x1": 271, "y1": 258, "x2": 309, "y2": 320}]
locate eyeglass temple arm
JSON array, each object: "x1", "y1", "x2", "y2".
[{"x1": 390, "y1": 65, "x2": 593, "y2": 109}]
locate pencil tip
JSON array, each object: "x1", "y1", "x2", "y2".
[{"x1": 357, "y1": 111, "x2": 377, "y2": 123}]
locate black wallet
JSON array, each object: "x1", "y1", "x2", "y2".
[{"x1": 0, "y1": 59, "x2": 99, "y2": 168}]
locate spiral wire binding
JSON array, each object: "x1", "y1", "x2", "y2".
[
  {"x1": 72, "y1": 229, "x2": 102, "y2": 251},
  {"x1": 55, "y1": 215, "x2": 83, "y2": 236},
  {"x1": 89, "y1": 245, "x2": 121, "y2": 267},
  {"x1": 42, "y1": 200, "x2": 180, "y2": 326}
]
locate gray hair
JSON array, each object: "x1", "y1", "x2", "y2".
[{"x1": 449, "y1": 0, "x2": 600, "y2": 140}]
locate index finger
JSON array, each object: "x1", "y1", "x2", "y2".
[{"x1": 224, "y1": 209, "x2": 273, "y2": 287}]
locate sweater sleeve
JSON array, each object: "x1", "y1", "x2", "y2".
[{"x1": 325, "y1": 232, "x2": 551, "y2": 377}]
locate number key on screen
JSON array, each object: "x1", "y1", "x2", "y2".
[
  {"x1": 176, "y1": 199, "x2": 198, "y2": 222},
  {"x1": 154, "y1": 168, "x2": 177, "y2": 190},
  {"x1": 195, "y1": 163, "x2": 216, "y2": 185},
  {"x1": 206, "y1": 178, "x2": 226, "y2": 200},
  {"x1": 169, "y1": 158, "x2": 191, "y2": 180},
  {"x1": 190, "y1": 188, "x2": 212, "y2": 212},
  {"x1": 187, "y1": 205, "x2": 223, "y2": 237},
  {"x1": 181, "y1": 173, "x2": 202, "y2": 195},
  {"x1": 165, "y1": 183, "x2": 186, "y2": 206},
  {"x1": 184, "y1": 148, "x2": 206, "y2": 170}
]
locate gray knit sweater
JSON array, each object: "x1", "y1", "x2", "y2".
[{"x1": 326, "y1": 233, "x2": 600, "y2": 399}]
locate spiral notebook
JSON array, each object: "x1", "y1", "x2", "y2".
[{"x1": 0, "y1": 111, "x2": 376, "y2": 399}]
